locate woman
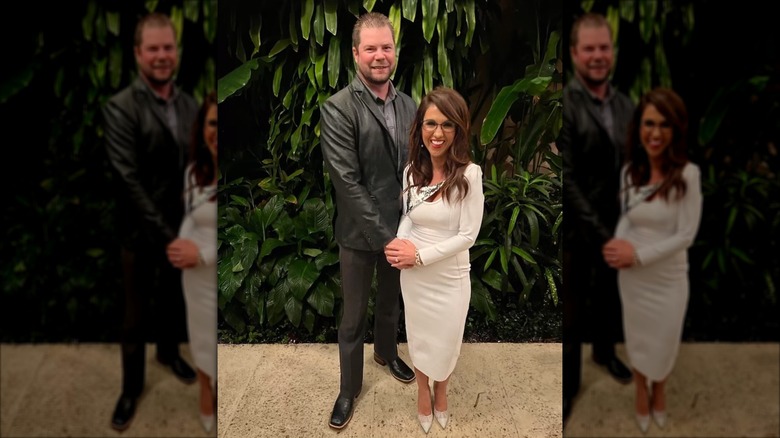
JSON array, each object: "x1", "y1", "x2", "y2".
[
  {"x1": 384, "y1": 87, "x2": 484, "y2": 434},
  {"x1": 166, "y1": 91, "x2": 218, "y2": 432},
  {"x1": 602, "y1": 88, "x2": 702, "y2": 433}
]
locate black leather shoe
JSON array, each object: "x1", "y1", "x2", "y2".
[
  {"x1": 157, "y1": 355, "x2": 197, "y2": 384},
  {"x1": 328, "y1": 393, "x2": 358, "y2": 430},
  {"x1": 593, "y1": 354, "x2": 632, "y2": 384},
  {"x1": 374, "y1": 353, "x2": 415, "y2": 383},
  {"x1": 110, "y1": 394, "x2": 137, "y2": 431}
]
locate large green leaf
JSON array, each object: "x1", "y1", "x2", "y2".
[
  {"x1": 266, "y1": 282, "x2": 289, "y2": 325},
  {"x1": 389, "y1": 2, "x2": 402, "y2": 50},
  {"x1": 314, "y1": 3, "x2": 325, "y2": 46},
  {"x1": 327, "y1": 34, "x2": 341, "y2": 88},
  {"x1": 363, "y1": 0, "x2": 377, "y2": 12},
  {"x1": 259, "y1": 238, "x2": 286, "y2": 261},
  {"x1": 217, "y1": 58, "x2": 260, "y2": 103},
  {"x1": 307, "y1": 282, "x2": 335, "y2": 316},
  {"x1": 464, "y1": 0, "x2": 475, "y2": 46},
  {"x1": 480, "y1": 76, "x2": 551, "y2": 145},
  {"x1": 638, "y1": 0, "x2": 657, "y2": 44},
  {"x1": 301, "y1": 0, "x2": 314, "y2": 41},
  {"x1": 436, "y1": 14, "x2": 453, "y2": 88},
  {"x1": 287, "y1": 259, "x2": 320, "y2": 301},
  {"x1": 236, "y1": 238, "x2": 259, "y2": 272},
  {"x1": 421, "y1": 0, "x2": 439, "y2": 43},
  {"x1": 218, "y1": 254, "x2": 248, "y2": 304},
  {"x1": 402, "y1": 0, "x2": 417, "y2": 22},
  {"x1": 470, "y1": 278, "x2": 497, "y2": 321},
  {"x1": 324, "y1": 0, "x2": 338, "y2": 36},
  {"x1": 285, "y1": 295, "x2": 303, "y2": 326},
  {"x1": 423, "y1": 47, "x2": 433, "y2": 95}
]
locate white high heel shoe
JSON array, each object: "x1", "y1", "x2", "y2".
[
  {"x1": 635, "y1": 413, "x2": 650, "y2": 433},
  {"x1": 651, "y1": 409, "x2": 666, "y2": 428},
  {"x1": 434, "y1": 408, "x2": 448, "y2": 429},
  {"x1": 418, "y1": 412, "x2": 433, "y2": 434},
  {"x1": 199, "y1": 412, "x2": 214, "y2": 433}
]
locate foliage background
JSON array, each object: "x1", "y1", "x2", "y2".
[
  {"x1": 0, "y1": 0, "x2": 216, "y2": 342},
  {"x1": 566, "y1": 0, "x2": 779, "y2": 341},
  {"x1": 216, "y1": 0, "x2": 564, "y2": 344}
]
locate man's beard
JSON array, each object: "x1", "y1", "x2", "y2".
[
  {"x1": 581, "y1": 74, "x2": 608, "y2": 88},
  {"x1": 146, "y1": 74, "x2": 173, "y2": 87},
  {"x1": 361, "y1": 66, "x2": 392, "y2": 85}
]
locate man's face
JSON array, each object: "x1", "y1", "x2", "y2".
[
  {"x1": 134, "y1": 25, "x2": 178, "y2": 86},
  {"x1": 352, "y1": 26, "x2": 396, "y2": 86},
  {"x1": 570, "y1": 25, "x2": 613, "y2": 87}
]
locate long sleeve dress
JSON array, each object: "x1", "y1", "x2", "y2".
[
  {"x1": 615, "y1": 162, "x2": 703, "y2": 381},
  {"x1": 179, "y1": 165, "x2": 217, "y2": 385},
  {"x1": 397, "y1": 163, "x2": 484, "y2": 381}
]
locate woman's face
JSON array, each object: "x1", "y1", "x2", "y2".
[
  {"x1": 204, "y1": 103, "x2": 217, "y2": 157},
  {"x1": 421, "y1": 104, "x2": 455, "y2": 164},
  {"x1": 639, "y1": 103, "x2": 672, "y2": 163}
]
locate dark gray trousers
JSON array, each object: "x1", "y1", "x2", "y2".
[{"x1": 337, "y1": 245, "x2": 401, "y2": 398}]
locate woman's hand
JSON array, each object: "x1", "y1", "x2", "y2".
[
  {"x1": 166, "y1": 238, "x2": 201, "y2": 269},
  {"x1": 384, "y1": 238, "x2": 417, "y2": 270},
  {"x1": 602, "y1": 238, "x2": 638, "y2": 269}
]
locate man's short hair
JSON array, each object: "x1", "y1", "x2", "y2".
[
  {"x1": 352, "y1": 12, "x2": 394, "y2": 49},
  {"x1": 570, "y1": 12, "x2": 612, "y2": 48},
  {"x1": 135, "y1": 12, "x2": 176, "y2": 47}
]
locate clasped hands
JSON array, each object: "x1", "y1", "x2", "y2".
[
  {"x1": 384, "y1": 238, "x2": 416, "y2": 270},
  {"x1": 166, "y1": 238, "x2": 200, "y2": 269},
  {"x1": 602, "y1": 238, "x2": 636, "y2": 269}
]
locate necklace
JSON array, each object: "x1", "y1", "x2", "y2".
[{"x1": 406, "y1": 181, "x2": 444, "y2": 214}]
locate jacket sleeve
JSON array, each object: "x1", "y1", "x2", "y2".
[
  {"x1": 417, "y1": 164, "x2": 484, "y2": 266},
  {"x1": 320, "y1": 98, "x2": 396, "y2": 250},
  {"x1": 559, "y1": 93, "x2": 613, "y2": 245},
  {"x1": 635, "y1": 164, "x2": 703, "y2": 266},
  {"x1": 103, "y1": 99, "x2": 177, "y2": 245}
]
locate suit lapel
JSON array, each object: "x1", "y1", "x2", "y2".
[{"x1": 352, "y1": 77, "x2": 399, "y2": 169}]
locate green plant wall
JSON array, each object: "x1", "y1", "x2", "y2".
[
  {"x1": 1, "y1": 0, "x2": 216, "y2": 342},
  {"x1": 217, "y1": 0, "x2": 563, "y2": 341}
]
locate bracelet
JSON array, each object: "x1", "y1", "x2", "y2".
[
  {"x1": 414, "y1": 249, "x2": 423, "y2": 267},
  {"x1": 198, "y1": 252, "x2": 206, "y2": 266},
  {"x1": 633, "y1": 250, "x2": 641, "y2": 267}
]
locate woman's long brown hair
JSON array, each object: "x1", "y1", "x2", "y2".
[
  {"x1": 625, "y1": 87, "x2": 688, "y2": 201},
  {"x1": 189, "y1": 90, "x2": 217, "y2": 189},
  {"x1": 405, "y1": 87, "x2": 473, "y2": 202}
]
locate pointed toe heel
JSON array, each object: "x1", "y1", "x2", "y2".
[
  {"x1": 635, "y1": 413, "x2": 650, "y2": 434},
  {"x1": 418, "y1": 413, "x2": 433, "y2": 434},
  {"x1": 434, "y1": 408, "x2": 448, "y2": 429},
  {"x1": 651, "y1": 409, "x2": 666, "y2": 428}
]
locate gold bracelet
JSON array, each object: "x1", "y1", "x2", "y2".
[{"x1": 415, "y1": 249, "x2": 423, "y2": 267}]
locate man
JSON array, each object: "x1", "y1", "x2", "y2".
[
  {"x1": 102, "y1": 12, "x2": 198, "y2": 431},
  {"x1": 559, "y1": 12, "x2": 635, "y2": 423},
  {"x1": 320, "y1": 12, "x2": 417, "y2": 430}
]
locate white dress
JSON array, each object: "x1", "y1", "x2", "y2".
[
  {"x1": 615, "y1": 162, "x2": 702, "y2": 381},
  {"x1": 397, "y1": 163, "x2": 484, "y2": 381},
  {"x1": 179, "y1": 165, "x2": 218, "y2": 385}
]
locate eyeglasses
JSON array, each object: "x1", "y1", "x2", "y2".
[{"x1": 422, "y1": 119, "x2": 456, "y2": 133}]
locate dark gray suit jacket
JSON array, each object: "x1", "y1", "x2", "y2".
[
  {"x1": 320, "y1": 76, "x2": 417, "y2": 252},
  {"x1": 560, "y1": 77, "x2": 635, "y2": 248},
  {"x1": 103, "y1": 77, "x2": 198, "y2": 249}
]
